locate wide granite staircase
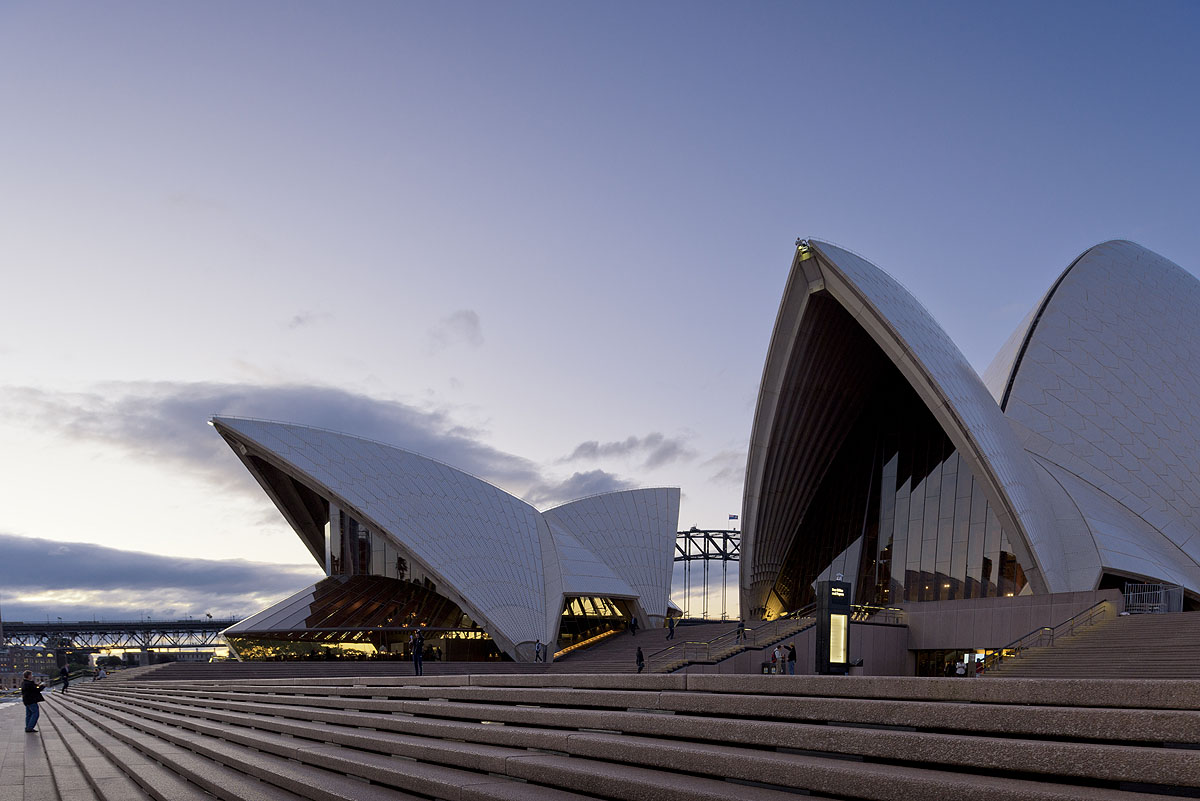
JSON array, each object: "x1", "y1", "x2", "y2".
[
  {"x1": 119, "y1": 620, "x2": 805, "y2": 682},
  {"x1": 987, "y1": 611, "x2": 1200, "y2": 679},
  {"x1": 2, "y1": 673, "x2": 1196, "y2": 800}
]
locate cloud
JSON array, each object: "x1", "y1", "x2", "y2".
[
  {"x1": 526, "y1": 470, "x2": 636, "y2": 507},
  {"x1": 286, "y1": 310, "x2": 329, "y2": 329},
  {"x1": 0, "y1": 532, "x2": 321, "y2": 621},
  {"x1": 427, "y1": 309, "x2": 484, "y2": 354},
  {"x1": 563, "y1": 432, "x2": 696, "y2": 469},
  {"x1": 702, "y1": 449, "x2": 746, "y2": 486},
  {"x1": 0, "y1": 381, "x2": 644, "y2": 510}
]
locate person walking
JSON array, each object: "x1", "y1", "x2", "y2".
[
  {"x1": 58, "y1": 665, "x2": 70, "y2": 694},
  {"x1": 629, "y1": 616, "x2": 638, "y2": 636},
  {"x1": 410, "y1": 631, "x2": 425, "y2": 676},
  {"x1": 636, "y1": 646, "x2": 645, "y2": 674},
  {"x1": 21, "y1": 671, "x2": 45, "y2": 732},
  {"x1": 787, "y1": 642, "x2": 797, "y2": 675},
  {"x1": 534, "y1": 639, "x2": 544, "y2": 663},
  {"x1": 736, "y1": 620, "x2": 746, "y2": 642},
  {"x1": 666, "y1": 617, "x2": 676, "y2": 640}
]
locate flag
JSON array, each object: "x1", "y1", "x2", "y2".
[{"x1": 728, "y1": 514, "x2": 739, "y2": 520}]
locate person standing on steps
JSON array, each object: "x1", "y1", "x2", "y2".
[
  {"x1": 629, "y1": 615, "x2": 638, "y2": 636},
  {"x1": 410, "y1": 630, "x2": 425, "y2": 676},
  {"x1": 636, "y1": 646, "x2": 645, "y2": 673},
  {"x1": 787, "y1": 642, "x2": 797, "y2": 675},
  {"x1": 22, "y1": 671, "x2": 45, "y2": 733},
  {"x1": 736, "y1": 619, "x2": 746, "y2": 642},
  {"x1": 58, "y1": 664, "x2": 70, "y2": 694},
  {"x1": 666, "y1": 617, "x2": 676, "y2": 640}
]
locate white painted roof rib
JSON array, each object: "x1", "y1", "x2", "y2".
[
  {"x1": 212, "y1": 417, "x2": 680, "y2": 656},
  {"x1": 1000, "y1": 241, "x2": 1200, "y2": 592}
]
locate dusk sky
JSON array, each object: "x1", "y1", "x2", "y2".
[{"x1": 2, "y1": 2, "x2": 1198, "y2": 622}]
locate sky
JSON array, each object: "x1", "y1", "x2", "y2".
[{"x1": 2, "y1": 1, "x2": 1199, "y2": 623}]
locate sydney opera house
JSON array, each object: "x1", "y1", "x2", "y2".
[
  {"x1": 741, "y1": 240, "x2": 1200, "y2": 620},
  {"x1": 211, "y1": 417, "x2": 679, "y2": 662},
  {"x1": 212, "y1": 237, "x2": 1199, "y2": 669}
]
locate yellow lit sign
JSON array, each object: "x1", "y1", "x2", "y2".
[
  {"x1": 830, "y1": 587, "x2": 845, "y2": 597},
  {"x1": 829, "y1": 613, "x2": 848, "y2": 663}
]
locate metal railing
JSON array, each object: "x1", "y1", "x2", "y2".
[
  {"x1": 642, "y1": 602, "x2": 903, "y2": 673},
  {"x1": 850, "y1": 604, "x2": 905, "y2": 624},
  {"x1": 979, "y1": 600, "x2": 1114, "y2": 675},
  {"x1": 645, "y1": 608, "x2": 816, "y2": 673},
  {"x1": 1123, "y1": 583, "x2": 1184, "y2": 614}
]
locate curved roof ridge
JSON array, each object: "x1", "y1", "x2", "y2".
[
  {"x1": 211, "y1": 414, "x2": 518, "y2": 494},
  {"x1": 993, "y1": 241, "x2": 1115, "y2": 410},
  {"x1": 807, "y1": 241, "x2": 1062, "y2": 589},
  {"x1": 538, "y1": 484, "x2": 680, "y2": 513},
  {"x1": 214, "y1": 414, "x2": 659, "y2": 510}
]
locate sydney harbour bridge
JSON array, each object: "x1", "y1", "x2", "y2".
[{"x1": 0, "y1": 617, "x2": 240, "y2": 652}]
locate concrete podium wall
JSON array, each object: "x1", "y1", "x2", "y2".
[
  {"x1": 900, "y1": 589, "x2": 1122, "y2": 651},
  {"x1": 679, "y1": 622, "x2": 911, "y2": 676}
]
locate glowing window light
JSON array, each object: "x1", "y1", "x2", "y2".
[{"x1": 829, "y1": 613, "x2": 848, "y2": 664}]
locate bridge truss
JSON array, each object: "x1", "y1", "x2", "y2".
[
  {"x1": 675, "y1": 528, "x2": 740, "y2": 620},
  {"x1": 0, "y1": 618, "x2": 241, "y2": 653}
]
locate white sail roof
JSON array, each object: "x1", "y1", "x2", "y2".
[{"x1": 212, "y1": 417, "x2": 679, "y2": 658}]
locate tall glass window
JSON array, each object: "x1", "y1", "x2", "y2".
[{"x1": 771, "y1": 358, "x2": 1028, "y2": 610}]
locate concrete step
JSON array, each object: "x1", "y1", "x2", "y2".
[
  {"x1": 36, "y1": 706, "x2": 100, "y2": 801},
  {"x1": 45, "y1": 697, "x2": 216, "y2": 801},
  {"x1": 90, "y1": 684, "x2": 1200, "y2": 788},
  {"x1": 66, "y1": 689, "x2": 811, "y2": 801},
  {"x1": 989, "y1": 613, "x2": 1200, "y2": 679},
  {"x1": 59, "y1": 674, "x2": 1200, "y2": 800},
  {"x1": 55, "y1": 693, "x2": 412, "y2": 801},
  {"x1": 20, "y1": 706, "x2": 57, "y2": 801},
  {"x1": 40, "y1": 703, "x2": 152, "y2": 801},
  {"x1": 108, "y1": 680, "x2": 1200, "y2": 746},
  {"x1": 108, "y1": 670, "x2": 1200, "y2": 711},
  {"x1": 58, "y1": 689, "x2": 1134, "y2": 801}
]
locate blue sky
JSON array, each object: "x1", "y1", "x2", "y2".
[{"x1": 1, "y1": 1, "x2": 1197, "y2": 621}]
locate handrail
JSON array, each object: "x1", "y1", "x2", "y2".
[
  {"x1": 980, "y1": 600, "x2": 1113, "y2": 674},
  {"x1": 851, "y1": 604, "x2": 905, "y2": 624},
  {"x1": 645, "y1": 610, "x2": 817, "y2": 672}
]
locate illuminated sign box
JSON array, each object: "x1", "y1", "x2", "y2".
[
  {"x1": 816, "y1": 580, "x2": 851, "y2": 675},
  {"x1": 829, "y1": 613, "x2": 848, "y2": 663}
]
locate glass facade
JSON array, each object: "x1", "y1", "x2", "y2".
[
  {"x1": 771, "y1": 356, "x2": 1028, "y2": 612},
  {"x1": 556, "y1": 596, "x2": 633, "y2": 651},
  {"x1": 223, "y1": 574, "x2": 503, "y2": 662}
]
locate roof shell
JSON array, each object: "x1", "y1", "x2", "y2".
[
  {"x1": 994, "y1": 241, "x2": 1200, "y2": 584},
  {"x1": 212, "y1": 417, "x2": 680, "y2": 658},
  {"x1": 742, "y1": 241, "x2": 1068, "y2": 613}
]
